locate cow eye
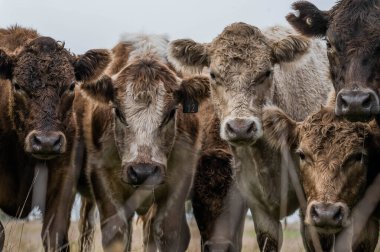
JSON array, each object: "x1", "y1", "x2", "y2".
[
  {"x1": 161, "y1": 108, "x2": 177, "y2": 127},
  {"x1": 114, "y1": 107, "x2": 128, "y2": 126},
  {"x1": 14, "y1": 83, "x2": 22, "y2": 92},
  {"x1": 210, "y1": 72, "x2": 216, "y2": 80},
  {"x1": 298, "y1": 151, "x2": 306, "y2": 160},
  {"x1": 69, "y1": 81, "x2": 75, "y2": 92},
  {"x1": 255, "y1": 70, "x2": 273, "y2": 84}
]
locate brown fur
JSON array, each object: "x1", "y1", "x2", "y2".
[
  {"x1": 76, "y1": 34, "x2": 243, "y2": 251},
  {"x1": 0, "y1": 25, "x2": 112, "y2": 251},
  {"x1": 263, "y1": 105, "x2": 380, "y2": 250}
]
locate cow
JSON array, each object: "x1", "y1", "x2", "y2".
[
  {"x1": 286, "y1": 0, "x2": 380, "y2": 122},
  {"x1": 168, "y1": 22, "x2": 332, "y2": 251},
  {"x1": 262, "y1": 101, "x2": 380, "y2": 251},
  {"x1": 76, "y1": 34, "x2": 246, "y2": 252},
  {"x1": 0, "y1": 25, "x2": 112, "y2": 251}
]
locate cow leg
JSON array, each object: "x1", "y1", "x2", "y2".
[
  {"x1": 42, "y1": 167, "x2": 78, "y2": 252},
  {"x1": 79, "y1": 196, "x2": 96, "y2": 252},
  {"x1": 90, "y1": 172, "x2": 130, "y2": 251},
  {"x1": 352, "y1": 216, "x2": 379, "y2": 252},
  {"x1": 300, "y1": 220, "x2": 334, "y2": 252},
  {"x1": 142, "y1": 208, "x2": 158, "y2": 252},
  {"x1": 250, "y1": 206, "x2": 282, "y2": 252}
]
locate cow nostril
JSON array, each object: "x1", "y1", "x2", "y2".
[
  {"x1": 311, "y1": 205, "x2": 319, "y2": 219},
  {"x1": 333, "y1": 207, "x2": 343, "y2": 222},
  {"x1": 341, "y1": 97, "x2": 348, "y2": 109},
  {"x1": 362, "y1": 95, "x2": 372, "y2": 109},
  {"x1": 246, "y1": 122, "x2": 256, "y2": 133},
  {"x1": 53, "y1": 135, "x2": 62, "y2": 147},
  {"x1": 33, "y1": 135, "x2": 42, "y2": 146},
  {"x1": 226, "y1": 122, "x2": 234, "y2": 134}
]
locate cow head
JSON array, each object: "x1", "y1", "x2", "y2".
[
  {"x1": 81, "y1": 46, "x2": 209, "y2": 187},
  {"x1": 169, "y1": 22, "x2": 310, "y2": 146},
  {"x1": 287, "y1": 1, "x2": 380, "y2": 121},
  {"x1": 262, "y1": 103, "x2": 380, "y2": 234},
  {"x1": 0, "y1": 36, "x2": 110, "y2": 160}
]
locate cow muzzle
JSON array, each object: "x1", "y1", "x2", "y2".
[
  {"x1": 25, "y1": 130, "x2": 67, "y2": 160},
  {"x1": 221, "y1": 117, "x2": 262, "y2": 146},
  {"x1": 306, "y1": 201, "x2": 349, "y2": 234},
  {"x1": 122, "y1": 162, "x2": 165, "y2": 187},
  {"x1": 336, "y1": 89, "x2": 380, "y2": 121}
]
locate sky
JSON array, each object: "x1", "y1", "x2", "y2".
[{"x1": 0, "y1": 0, "x2": 335, "y2": 54}]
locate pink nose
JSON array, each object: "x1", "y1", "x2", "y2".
[{"x1": 225, "y1": 118, "x2": 257, "y2": 141}]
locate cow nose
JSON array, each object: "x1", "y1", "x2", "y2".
[
  {"x1": 309, "y1": 202, "x2": 345, "y2": 229},
  {"x1": 28, "y1": 131, "x2": 66, "y2": 158},
  {"x1": 336, "y1": 89, "x2": 379, "y2": 121},
  {"x1": 224, "y1": 118, "x2": 258, "y2": 143},
  {"x1": 123, "y1": 163, "x2": 164, "y2": 186}
]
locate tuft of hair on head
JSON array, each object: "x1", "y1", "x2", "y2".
[
  {"x1": 262, "y1": 105, "x2": 298, "y2": 150},
  {"x1": 168, "y1": 39, "x2": 209, "y2": 74},
  {"x1": 286, "y1": 1, "x2": 329, "y2": 37},
  {"x1": 176, "y1": 75, "x2": 210, "y2": 104},
  {"x1": 80, "y1": 75, "x2": 114, "y2": 105},
  {"x1": 74, "y1": 49, "x2": 112, "y2": 82},
  {"x1": 272, "y1": 35, "x2": 310, "y2": 63}
]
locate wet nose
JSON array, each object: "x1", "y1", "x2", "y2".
[
  {"x1": 225, "y1": 118, "x2": 257, "y2": 142},
  {"x1": 309, "y1": 202, "x2": 346, "y2": 229},
  {"x1": 29, "y1": 131, "x2": 66, "y2": 157},
  {"x1": 123, "y1": 163, "x2": 164, "y2": 186},
  {"x1": 336, "y1": 89, "x2": 379, "y2": 121}
]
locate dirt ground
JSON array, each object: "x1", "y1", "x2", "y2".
[{"x1": 2, "y1": 217, "x2": 380, "y2": 252}]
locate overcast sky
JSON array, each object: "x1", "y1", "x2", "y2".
[{"x1": 0, "y1": 0, "x2": 334, "y2": 54}]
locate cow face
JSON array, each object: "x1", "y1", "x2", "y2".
[
  {"x1": 81, "y1": 57, "x2": 209, "y2": 187},
  {"x1": 169, "y1": 22, "x2": 310, "y2": 146},
  {"x1": 287, "y1": 1, "x2": 380, "y2": 121},
  {"x1": 262, "y1": 105, "x2": 379, "y2": 234},
  {"x1": 0, "y1": 37, "x2": 110, "y2": 160}
]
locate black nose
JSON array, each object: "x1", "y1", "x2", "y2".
[
  {"x1": 123, "y1": 163, "x2": 164, "y2": 186},
  {"x1": 225, "y1": 118, "x2": 257, "y2": 142},
  {"x1": 28, "y1": 131, "x2": 66, "y2": 158},
  {"x1": 309, "y1": 202, "x2": 345, "y2": 229},
  {"x1": 336, "y1": 89, "x2": 379, "y2": 121}
]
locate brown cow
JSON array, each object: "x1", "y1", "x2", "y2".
[
  {"x1": 76, "y1": 34, "x2": 246, "y2": 251},
  {"x1": 286, "y1": 0, "x2": 380, "y2": 122},
  {"x1": 262, "y1": 103, "x2": 380, "y2": 251},
  {"x1": 0, "y1": 25, "x2": 111, "y2": 251},
  {"x1": 168, "y1": 23, "x2": 332, "y2": 251}
]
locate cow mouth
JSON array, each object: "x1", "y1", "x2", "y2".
[
  {"x1": 128, "y1": 181, "x2": 165, "y2": 190},
  {"x1": 31, "y1": 152, "x2": 60, "y2": 160},
  {"x1": 344, "y1": 113, "x2": 374, "y2": 123},
  {"x1": 310, "y1": 224, "x2": 343, "y2": 235}
]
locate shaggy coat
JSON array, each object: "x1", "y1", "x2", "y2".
[
  {"x1": 263, "y1": 102, "x2": 380, "y2": 251},
  {"x1": 168, "y1": 23, "x2": 332, "y2": 251},
  {"x1": 0, "y1": 25, "x2": 111, "y2": 251},
  {"x1": 76, "y1": 34, "x2": 245, "y2": 252},
  {"x1": 287, "y1": 0, "x2": 380, "y2": 122}
]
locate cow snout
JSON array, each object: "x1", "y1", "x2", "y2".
[
  {"x1": 308, "y1": 202, "x2": 348, "y2": 232},
  {"x1": 26, "y1": 131, "x2": 66, "y2": 159},
  {"x1": 123, "y1": 162, "x2": 165, "y2": 187},
  {"x1": 336, "y1": 89, "x2": 379, "y2": 121},
  {"x1": 223, "y1": 118, "x2": 262, "y2": 145}
]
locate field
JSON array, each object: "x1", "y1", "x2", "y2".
[{"x1": 3, "y1": 217, "x2": 380, "y2": 252}]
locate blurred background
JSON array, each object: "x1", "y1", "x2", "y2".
[{"x1": 0, "y1": 0, "x2": 334, "y2": 54}]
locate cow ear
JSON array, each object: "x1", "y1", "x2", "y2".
[
  {"x1": 262, "y1": 105, "x2": 299, "y2": 150},
  {"x1": 80, "y1": 75, "x2": 114, "y2": 105},
  {"x1": 0, "y1": 49, "x2": 14, "y2": 79},
  {"x1": 271, "y1": 35, "x2": 310, "y2": 63},
  {"x1": 175, "y1": 76, "x2": 210, "y2": 112},
  {"x1": 168, "y1": 39, "x2": 209, "y2": 74},
  {"x1": 286, "y1": 1, "x2": 329, "y2": 37},
  {"x1": 74, "y1": 49, "x2": 111, "y2": 82}
]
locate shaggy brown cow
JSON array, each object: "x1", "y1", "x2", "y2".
[
  {"x1": 263, "y1": 103, "x2": 380, "y2": 251},
  {"x1": 286, "y1": 0, "x2": 380, "y2": 122},
  {"x1": 168, "y1": 23, "x2": 332, "y2": 251},
  {"x1": 76, "y1": 34, "x2": 246, "y2": 252},
  {"x1": 0, "y1": 25, "x2": 111, "y2": 251}
]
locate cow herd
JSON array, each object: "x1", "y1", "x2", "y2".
[{"x1": 0, "y1": 0, "x2": 379, "y2": 252}]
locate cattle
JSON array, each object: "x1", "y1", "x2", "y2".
[
  {"x1": 76, "y1": 34, "x2": 246, "y2": 251},
  {"x1": 286, "y1": 0, "x2": 380, "y2": 122},
  {"x1": 0, "y1": 221, "x2": 3, "y2": 251},
  {"x1": 168, "y1": 22, "x2": 332, "y2": 251},
  {"x1": 262, "y1": 101, "x2": 380, "y2": 251},
  {"x1": 0, "y1": 25, "x2": 112, "y2": 251}
]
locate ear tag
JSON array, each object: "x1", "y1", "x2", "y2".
[{"x1": 183, "y1": 97, "x2": 199, "y2": 113}]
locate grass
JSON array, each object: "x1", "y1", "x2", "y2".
[{"x1": 2, "y1": 217, "x2": 380, "y2": 251}]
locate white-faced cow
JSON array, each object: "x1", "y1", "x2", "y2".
[
  {"x1": 0, "y1": 25, "x2": 111, "y2": 251},
  {"x1": 286, "y1": 0, "x2": 380, "y2": 122},
  {"x1": 76, "y1": 34, "x2": 246, "y2": 252},
  {"x1": 168, "y1": 23, "x2": 332, "y2": 251},
  {"x1": 263, "y1": 102, "x2": 380, "y2": 251}
]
